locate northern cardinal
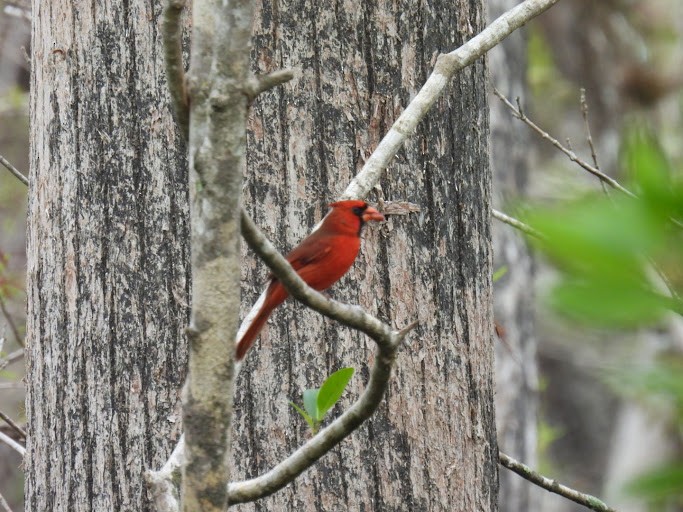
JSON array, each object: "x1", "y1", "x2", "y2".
[{"x1": 235, "y1": 200, "x2": 385, "y2": 361}]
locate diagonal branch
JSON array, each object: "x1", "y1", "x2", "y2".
[
  {"x1": 0, "y1": 348, "x2": 24, "y2": 371},
  {"x1": 492, "y1": 208, "x2": 543, "y2": 239},
  {"x1": 343, "y1": 0, "x2": 560, "y2": 200},
  {"x1": 0, "y1": 411, "x2": 26, "y2": 440},
  {"x1": 0, "y1": 490, "x2": 15, "y2": 512},
  {"x1": 0, "y1": 295, "x2": 24, "y2": 348},
  {"x1": 227, "y1": 209, "x2": 417, "y2": 503},
  {"x1": 492, "y1": 88, "x2": 635, "y2": 197},
  {"x1": 0, "y1": 430, "x2": 25, "y2": 457},
  {"x1": 499, "y1": 451, "x2": 618, "y2": 512},
  {"x1": 0, "y1": 154, "x2": 28, "y2": 187}
]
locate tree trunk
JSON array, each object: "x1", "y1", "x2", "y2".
[
  {"x1": 488, "y1": 1, "x2": 539, "y2": 511},
  {"x1": 25, "y1": 1, "x2": 189, "y2": 510},
  {"x1": 234, "y1": 0, "x2": 497, "y2": 510}
]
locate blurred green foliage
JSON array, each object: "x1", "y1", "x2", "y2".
[
  {"x1": 526, "y1": 127, "x2": 682, "y2": 328},
  {"x1": 526, "y1": 125, "x2": 683, "y2": 507}
]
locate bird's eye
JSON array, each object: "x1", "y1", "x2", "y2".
[{"x1": 352, "y1": 206, "x2": 365, "y2": 216}]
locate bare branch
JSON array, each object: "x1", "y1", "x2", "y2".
[
  {"x1": 228, "y1": 209, "x2": 416, "y2": 502},
  {"x1": 0, "y1": 430, "x2": 25, "y2": 457},
  {"x1": 492, "y1": 209, "x2": 543, "y2": 239},
  {"x1": 0, "y1": 411, "x2": 26, "y2": 440},
  {"x1": 499, "y1": 451, "x2": 617, "y2": 512},
  {"x1": 0, "y1": 490, "x2": 15, "y2": 512},
  {"x1": 492, "y1": 88, "x2": 635, "y2": 198},
  {"x1": 0, "y1": 154, "x2": 28, "y2": 187},
  {"x1": 146, "y1": 438, "x2": 184, "y2": 512},
  {"x1": 243, "y1": 70, "x2": 295, "y2": 105},
  {"x1": 0, "y1": 348, "x2": 24, "y2": 371},
  {"x1": 0, "y1": 382, "x2": 23, "y2": 389},
  {"x1": 162, "y1": 0, "x2": 189, "y2": 139},
  {"x1": 343, "y1": 0, "x2": 560, "y2": 200},
  {"x1": 579, "y1": 88, "x2": 601, "y2": 172},
  {"x1": 0, "y1": 295, "x2": 24, "y2": 348}
]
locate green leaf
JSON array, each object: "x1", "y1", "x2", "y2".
[
  {"x1": 625, "y1": 463, "x2": 683, "y2": 502},
  {"x1": 622, "y1": 125, "x2": 683, "y2": 221},
  {"x1": 527, "y1": 196, "x2": 663, "y2": 281},
  {"x1": 303, "y1": 388, "x2": 320, "y2": 421},
  {"x1": 550, "y1": 278, "x2": 670, "y2": 328},
  {"x1": 289, "y1": 401, "x2": 316, "y2": 433},
  {"x1": 317, "y1": 367, "x2": 355, "y2": 419},
  {"x1": 492, "y1": 266, "x2": 508, "y2": 283}
]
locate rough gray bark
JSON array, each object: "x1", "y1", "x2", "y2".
[
  {"x1": 234, "y1": 0, "x2": 497, "y2": 510},
  {"x1": 25, "y1": 0, "x2": 189, "y2": 510},
  {"x1": 488, "y1": 1, "x2": 538, "y2": 511}
]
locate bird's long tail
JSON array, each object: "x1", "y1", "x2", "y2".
[
  {"x1": 235, "y1": 308, "x2": 272, "y2": 361},
  {"x1": 235, "y1": 287, "x2": 281, "y2": 361}
]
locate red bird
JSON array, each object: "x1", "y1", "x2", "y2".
[{"x1": 235, "y1": 200, "x2": 385, "y2": 361}]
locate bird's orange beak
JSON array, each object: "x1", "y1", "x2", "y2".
[{"x1": 362, "y1": 206, "x2": 385, "y2": 223}]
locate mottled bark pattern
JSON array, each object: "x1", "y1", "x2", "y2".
[
  {"x1": 234, "y1": 0, "x2": 496, "y2": 510},
  {"x1": 26, "y1": 0, "x2": 189, "y2": 510}
]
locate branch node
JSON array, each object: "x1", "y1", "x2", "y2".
[{"x1": 243, "y1": 69, "x2": 295, "y2": 105}]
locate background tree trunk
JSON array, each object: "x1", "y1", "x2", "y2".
[
  {"x1": 234, "y1": 0, "x2": 497, "y2": 510},
  {"x1": 25, "y1": 0, "x2": 189, "y2": 509},
  {"x1": 488, "y1": 1, "x2": 539, "y2": 511}
]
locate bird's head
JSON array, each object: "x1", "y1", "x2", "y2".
[
  {"x1": 324, "y1": 200, "x2": 385, "y2": 235},
  {"x1": 330, "y1": 200, "x2": 385, "y2": 221}
]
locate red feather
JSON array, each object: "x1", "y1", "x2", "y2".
[{"x1": 235, "y1": 200, "x2": 384, "y2": 361}]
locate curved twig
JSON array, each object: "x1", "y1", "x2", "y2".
[
  {"x1": 492, "y1": 88, "x2": 635, "y2": 198},
  {"x1": 499, "y1": 451, "x2": 618, "y2": 512}
]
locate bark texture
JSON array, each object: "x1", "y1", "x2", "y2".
[
  {"x1": 233, "y1": 0, "x2": 497, "y2": 510},
  {"x1": 26, "y1": 0, "x2": 189, "y2": 510},
  {"x1": 488, "y1": 1, "x2": 539, "y2": 511}
]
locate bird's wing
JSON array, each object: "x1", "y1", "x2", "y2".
[{"x1": 285, "y1": 236, "x2": 333, "y2": 271}]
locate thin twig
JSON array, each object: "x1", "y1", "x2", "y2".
[
  {"x1": 0, "y1": 348, "x2": 24, "y2": 371},
  {"x1": 499, "y1": 451, "x2": 617, "y2": 512},
  {"x1": 243, "y1": 70, "x2": 295, "y2": 106},
  {"x1": 162, "y1": 0, "x2": 189, "y2": 139},
  {"x1": 0, "y1": 382, "x2": 23, "y2": 390},
  {"x1": 0, "y1": 430, "x2": 25, "y2": 457},
  {"x1": 492, "y1": 208, "x2": 543, "y2": 239},
  {"x1": 0, "y1": 490, "x2": 14, "y2": 512},
  {"x1": 343, "y1": 0, "x2": 560, "y2": 200},
  {"x1": 492, "y1": 88, "x2": 635, "y2": 198},
  {"x1": 0, "y1": 154, "x2": 28, "y2": 187},
  {"x1": 580, "y1": 89, "x2": 600, "y2": 172},
  {"x1": 0, "y1": 411, "x2": 26, "y2": 440},
  {"x1": 579, "y1": 89, "x2": 610, "y2": 196},
  {"x1": 0, "y1": 295, "x2": 23, "y2": 347}
]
